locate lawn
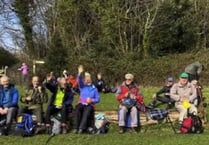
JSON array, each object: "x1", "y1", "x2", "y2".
[{"x1": 1, "y1": 86, "x2": 209, "y2": 145}]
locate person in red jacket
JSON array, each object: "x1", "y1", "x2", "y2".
[{"x1": 116, "y1": 73, "x2": 143, "y2": 133}]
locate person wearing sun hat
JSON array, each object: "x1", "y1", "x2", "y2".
[
  {"x1": 148, "y1": 76, "x2": 175, "y2": 109},
  {"x1": 170, "y1": 72, "x2": 197, "y2": 125},
  {"x1": 116, "y1": 73, "x2": 143, "y2": 134}
]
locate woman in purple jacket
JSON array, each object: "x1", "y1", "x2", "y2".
[{"x1": 72, "y1": 65, "x2": 100, "y2": 134}]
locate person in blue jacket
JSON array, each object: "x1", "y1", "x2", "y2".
[
  {"x1": 0, "y1": 75, "x2": 19, "y2": 135},
  {"x1": 72, "y1": 65, "x2": 100, "y2": 134}
]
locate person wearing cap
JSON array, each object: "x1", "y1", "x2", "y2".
[
  {"x1": 184, "y1": 61, "x2": 204, "y2": 82},
  {"x1": 170, "y1": 72, "x2": 197, "y2": 125},
  {"x1": 72, "y1": 65, "x2": 100, "y2": 134},
  {"x1": 116, "y1": 73, "x2": 143, "y2": 134},
  {"x1": 148, "y1": 77, "x2": 175, "y2": 109}
]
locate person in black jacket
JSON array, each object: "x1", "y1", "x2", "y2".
[
  {"x1": 148, "y1": 77, "x2": 175, "y2": 109},
  {"x1": 44, "y1": 75, "x2": 74, "y2": 134}
]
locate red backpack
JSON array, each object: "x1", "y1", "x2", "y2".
[{"x1": 181, "y1": 114, "x2": 203, "y2": 134}]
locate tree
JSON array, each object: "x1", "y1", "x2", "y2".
[{"x1": 45, "y1": 32, "x2": 68, "y2": 74}]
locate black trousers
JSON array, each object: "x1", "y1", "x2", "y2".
[
  {"x1": 151, "y1": 96, "x2": 175, "y2": 108},
  {"x1": 73, "y1": 103, "x2": 95, "y2": 130},
  {"x1": 45, "y1": 104, "x2": 72, "y2": 124}
]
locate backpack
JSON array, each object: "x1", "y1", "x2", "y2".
[
  {"x1": 181, "y1": 114, "x2": 204, "y2": 134},
  {"x1": 51, "y1": 117, "x2": 61, "y2": 135},
  {"x1": 149, "y1": 109, "x2": 169, "y2": 121},
  {"x1": 121, "y1": 97, "x2": 137, "y2": 109},
  {"x1": 15, "y1": 113, "x2": 35, "y2": 136},
  {"x1": 87, "y1": 113, "x2": 110, "y2": 134}
]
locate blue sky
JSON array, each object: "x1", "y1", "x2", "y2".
[{"x1": 0, "y1": 0, "x2": 23, "y2": 51}]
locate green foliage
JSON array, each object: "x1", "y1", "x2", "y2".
[
  {"x1": 13, "y1": 0, "x2": 35, "y2": 56},
  {"x1": 149, "y1": 0, "x2": 198, "y2": 55},
  {"x1": 44, "y1": 33, "x2": 68, "y2": 74},
  {"x1": 0, "y1": 48, "x2": 18, "y2": 66}
]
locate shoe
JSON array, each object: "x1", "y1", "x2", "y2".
[
  {"x1": 130, "y1": 127, "x2": 137, "y2": 134},
  {"x1": 72, "y1": 129, "x2": 78, "y2": 134},
  {"x1": 147, "y1": 103, "x2": 154, "y2": 109},
  {"x1": 35, "y1": 126, "x2": 42, "y2": 134},
  {"x1": 119, "y1": 126, "x2": 125, "y2": 134},
  {"x1": 78, "y1": 129, "x2": 83, "y2": 134}
]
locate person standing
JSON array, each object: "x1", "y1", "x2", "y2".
[
  {"x1": 184, "y1": 61, "x2": 204, "y2": 82},
  {"x1": 170, "y1": 72, "x2": 197, "y2": 126},
  {"x1": 18, "y1": 63, "x2": 29, "y2": 85},
  {"x1": 0, "y1": 75, "x2": 19, "y2": 135}
]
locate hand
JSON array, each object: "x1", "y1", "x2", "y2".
[
  {"x1": 78, "y1": 65, "x2": 84, "y2": 74},
  {"x1": 46, "y1": 73, "x2": 52, "y2": 81},
  {"x1": 130, "y1": 94, "x2": 136, "y2": 99},
  {"x1": 165, "y1": 93, "x2": 170, "y2": 96},
  {"x1": 38, "y1": 86, "x2": 42, "y2": 93},
  {"x1": 56, "y1": 106, "x2": 62, "y2": 109},
  {"x1": 3, "y1": 108, "x2": 8, "y2": 114},
  {"x1": 0, "y1": 108, "x2": 3, "y2": 114},
  {"x1": 26, "y1": 96, "x2": 32, "y2": 101},
  {"x1": 86, "y1": 97, "x2": 92, "y2": 104},
  {"x1": 124, "y1": 92, "x2": 129, "y2": 98}
]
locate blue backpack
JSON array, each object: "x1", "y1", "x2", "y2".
[{"x1": 15, "y1": 113, "x2": 34, "y2": 136}]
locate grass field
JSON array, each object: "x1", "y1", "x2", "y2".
[{"x1": 1, "y1": 86, "x2": 209, "y2": 145}]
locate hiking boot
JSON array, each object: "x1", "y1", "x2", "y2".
[
  {"x1": 119, "y1": 126, "x2": 125, "y2": 134},
  {"x1": 147, "y1": 103, "x2": 155, "y2": 109},
  {"x1": 35, "y1": 126, "x2": 43, "y2": 134},
  {"x1": 130, "y1": 127, "x2": 137, "y2": 134}
]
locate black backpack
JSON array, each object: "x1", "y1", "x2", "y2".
[{"x1": 181, "y1": 114, "x2": 204, "y2": 134}]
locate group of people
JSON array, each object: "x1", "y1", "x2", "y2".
[
  {"x1": 116, "y1": 61, "x2": 204, "y2": 133},
  {"x1": 0, "y1": 61, "x2": 205, "y2": 135},
  {"x1": 0, "y1": 65, "x2": 100, "y2": 135}
]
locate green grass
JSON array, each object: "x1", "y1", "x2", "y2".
[
  {"x1": 1, "y1": 125, "x2": 209, "y2": 145},
  {"x1": 1, "y1": 86, "x2": 209, "y2": 145}
]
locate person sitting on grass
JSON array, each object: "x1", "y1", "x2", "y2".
[
  {"x1": 72, "y1": 65, "x2": 100, "y2": 134},
  {"x1": 170, "y1": 72, "x2": 197, "y2": 127},
  {"x1": 44, "y1": 75, "x2": 74, "y2": 134},
  {"x1": 148, "y1": 77, "x2": 175, "y2": 109},
  {"x1": 116, "y1": 73, "x2": 143, "y2": 134}
]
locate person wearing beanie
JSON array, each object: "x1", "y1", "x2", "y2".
[{"x1": 148, "y1": 77, "x2": 175, "y2": 109}]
